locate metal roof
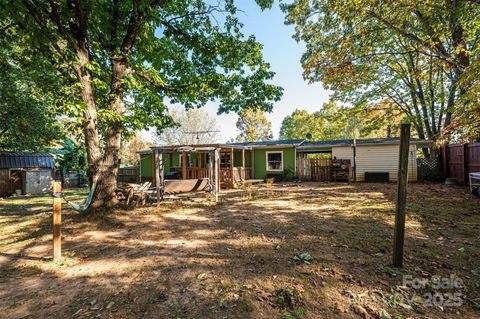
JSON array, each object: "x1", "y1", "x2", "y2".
[
  {"x1": 226, "y1": 139, "x2": 304, "y2": 148},
  {"x1": 298, "y1": 137, "x2": 430, "y2": 149},
  {"x1": 0, "y1": 152, "x2": 55, "y2": 169},
  {"x1": 150, "y1": 146, "x2": 218, "y2": 153},
  {"x1": 140, "y1": 138, "x2": 431, "y2": 154}
]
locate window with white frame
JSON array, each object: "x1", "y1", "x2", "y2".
[{"x1": 266, "y1": 151, "x2": 283, "y2": 171}]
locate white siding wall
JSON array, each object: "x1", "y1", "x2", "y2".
[{"x1": 332, "y1": 144, "x2": 417, "y2": 182}]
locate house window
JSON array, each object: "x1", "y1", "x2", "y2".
[{"x1": 266, "y1": 151, "x2": 283, "y2": 171}]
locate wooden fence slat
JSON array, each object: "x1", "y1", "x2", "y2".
[
  {"x1": 442, "y1": 143, "x2": 480, "y2": 185},
  {"x1": 296, "y1": 157, "x2": 332, "y2": 182}
]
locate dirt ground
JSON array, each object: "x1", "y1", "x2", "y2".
[{"x1": 0, "y1": 183, "x2": 479, "y2": 319}]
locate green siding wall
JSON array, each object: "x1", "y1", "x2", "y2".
[
  {"x1": 140, "y1": 153, "x2": 172, "y2": 178},
  {"x1": 233, "y1": 150, "x2": 252, "y2": 167},
  {"x1": 140, "y1": 152, "x2": 211, "y2": 178},
  {"x1": 140, "y1": 154, "x2": 153, "y2": 177},
  {"x1": 141, "y1": 148, "x2": 293, "y2": 181},
  {"x1": 253, "y1": 147, "x2": 295, "y2": 180}
]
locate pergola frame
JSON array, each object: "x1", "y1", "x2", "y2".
[{"x1": 153, "y1": 146, "x2": 221, "y2": 206}]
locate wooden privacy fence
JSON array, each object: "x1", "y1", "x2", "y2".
[
  {"x1": 296, "y1": 158, "x2": 332, "y2": 182},
  {"x1": 441, "y1": 143, "x2": 480, "y2": 185},
  {"x1": 118, "y1": 166, "x2": 139, "y2": 183}
]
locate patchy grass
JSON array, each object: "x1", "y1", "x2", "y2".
[{"x1": 0, "y1": 183, "x2": 479, "y2": 319}]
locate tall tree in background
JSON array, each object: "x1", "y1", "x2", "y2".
[
  {"x1": 456, "y1": 58, "x2": 480, "y2": 142},
  {"x1": 1, "y1": 0, "x2": 282, "y2": 209},
  {"x1": 280, "y1": 101, "x2": 402, "y2": 141},
  {"x1": 155, "y1": 108, "x2": 220, "y2": 145},
  {"x1": 279, "y1": 102, "x2": 345, "y2": 140},
  {"x1": 120, "y1": 133, "x2": 150, "y2": 166},
  {"x1": 283, "y1": 0, "x2": 479, "y2": 142},
  {"x1": 280, "y1": 109, "x2": 323, "y2": 140},
  {"x1": 235, "y1": 109, "x2": 273, "y2": 142}
]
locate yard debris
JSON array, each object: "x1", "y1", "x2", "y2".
[
  {"x1": 351, "y1": 304, "x2": 370, "y2": 318},
  {"x1": 71, "y1": 308, "x2": 82, "y2": 317},
  {"x1": 196, "y1": 272, "x2": 207, "y2": 280},
  {"x1": 378, "y1": 309, "x2": 392, "y2": 319},
  {"x1": 293, "y1": 252, "x2": 313, "y2": 264}
]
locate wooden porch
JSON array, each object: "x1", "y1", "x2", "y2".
[{"x1": 154, "y1": 145, "x2": 255, "y2": 189}]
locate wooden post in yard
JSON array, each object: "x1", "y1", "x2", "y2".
[
  {"x1": 393, "y1": 123, "x2": 411, "y2": 267},
  {"x1": 53, "y1": 181, "x2": 62, "y2": 262}
]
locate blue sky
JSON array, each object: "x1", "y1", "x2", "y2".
[{"x1": 150, "y1": 1, "x2": 331, "y2": 143}]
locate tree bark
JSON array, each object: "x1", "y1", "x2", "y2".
[
  {"x1": 73, "y1": 44, "x2": 102, "y2": 188},
  {"x1": 90, "y1": 55, "x2": 129, "y2": 209}
]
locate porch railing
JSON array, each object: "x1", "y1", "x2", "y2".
[
  {"x1": 173, "y1": 166, "x2": 253, "y2": 186},
  {"x1": 172, "y1": 167, "x2": 209, "y2": 179},
  {"x1": 221, "y1": 167, "x2": 253, "y2": 186}
]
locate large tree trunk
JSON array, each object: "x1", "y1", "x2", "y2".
[
  {"x1": 73, "y1": 44, "x2": 102, "y2": 187},
  {"x1": 90, "y1": 55, "x2": 129, "y2": 209}
]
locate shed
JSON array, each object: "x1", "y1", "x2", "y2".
[
  {"x1": 0, "y1": 152, "x2": 55, "y2": 196},
  {"x1": 297, "y1": 138, "x2": 428, "y2": 182}
]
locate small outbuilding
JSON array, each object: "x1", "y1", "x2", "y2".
[
  {"x1": 0, "y1": 152, "x2": 55, "y2": 196},
  {"x1": 297, "y1": 138, "x2": 429, "y2": 182}
]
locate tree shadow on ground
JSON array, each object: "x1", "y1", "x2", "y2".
[{"x1": 0, "y1": 183, "x2": 479, "y2": 319}]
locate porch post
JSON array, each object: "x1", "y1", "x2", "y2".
[
  {"x1": 241, "y1": 149, "x2": 245, "y2": 180},
  {"x1": 208, "y1": 151, "x2": 213, "y2": 189},
  {"x1": 198, "y1": 152, "x2": 203, "y2": 178},
  {"x1": 214, "y1": 149, "x2": 219, "y2": 202},
  {"x1": 251, "y1": 149, "x2": 254, "y2": 179},
  {"x1": 154, "y1": 150, "x2": 161, "y2": 207},
  {"x1": 217, "y1": 150, "x2": 221, "y2": 193},
  {"x1": 152, "y1": 151, "x2": 155, "y2": 185},
  {"x1": 230, "y1": 148, "x2": 234, "y2": 187},
  {"x1": 182, "y1": 151, "x2": 187, "y2": 180}
]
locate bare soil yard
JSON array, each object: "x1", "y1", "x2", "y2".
[{"x1": 0, "y1": 183, "x2": 479, "y2": 319}]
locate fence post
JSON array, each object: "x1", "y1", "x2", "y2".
[
  {"x1": 393, "y1": 123, "x2": 410, "y2": 267},
  {"x1": 464, "y1": 144, "x2": 469, "y2": 185},
  {"x1": 53, "y1": 181, "x2": 62, "y2": 262}
]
